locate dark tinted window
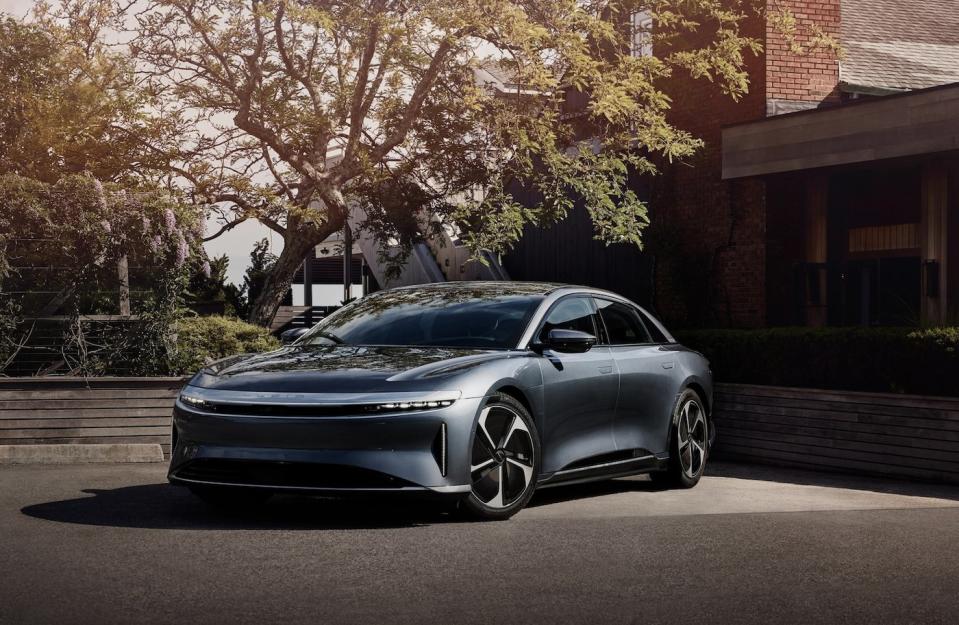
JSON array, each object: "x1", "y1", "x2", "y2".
[
  {"x1": 539, "y1": 297, "x2": 597, "y2": 342},
  {"x1": 298, "y1": 288, "x2": 542, "y2": 349},
  {"x1": 638, "y1": 309, "x2": 670, "y2": 343},
  {"x1": 595, "y1": 299, "x2": 651, "y2": 344}
]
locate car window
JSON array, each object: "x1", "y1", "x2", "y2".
[
  {"x1": 594, "y1": 299, "x2": 652, "y2": 345},
  {"x1": 297, "y1": 289, "x2": 543, "y2": 349},
  {"x1": 539, "y1": 297, "x2": 597, "y2": 342},
  {"x1": 637, "y1": 308, "x2": 671, "y2": 343}
]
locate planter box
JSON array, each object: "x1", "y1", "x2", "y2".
[
  {"x1": 0, "y1": 377, "x2": 185, "y2": 459},
  {"x1": 713, "y1": 383, "x2": 959, "y2": 485}
]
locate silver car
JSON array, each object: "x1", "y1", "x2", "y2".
[{"x1": 169, "y1": 282, "x2": 713, "y2": 520}]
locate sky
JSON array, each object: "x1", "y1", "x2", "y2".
[{"x1": 2, "y1": 0, "x2": 281, "y2": 286}]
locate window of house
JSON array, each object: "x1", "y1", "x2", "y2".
[{"x1": 631, "y1": 10, "x2": 653, "y2": 57}]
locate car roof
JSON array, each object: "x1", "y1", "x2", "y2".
[{"x1": 387, "y1": 281, "x2": 575, "y2": 297}]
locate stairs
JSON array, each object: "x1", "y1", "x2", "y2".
[{"x1": 347, "y1": 203, "x2": 509, "y2": 287}]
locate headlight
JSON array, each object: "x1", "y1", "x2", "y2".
[
  {"x1": 178, "y1": 392, "x2": 212, "y2": 410},
  {"x1": 370, "y1": 399, "x2": 455, "y2": 411}
]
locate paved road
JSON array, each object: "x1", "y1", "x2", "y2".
[{"x1": 2, "y1": 462, "x2": 958, "y2": 625}]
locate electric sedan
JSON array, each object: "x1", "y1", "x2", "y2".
[{"x1": 169, "y1": 282, "x2": 713, "y2": 520}]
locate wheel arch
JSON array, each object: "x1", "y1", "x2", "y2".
[{"x1": 491, "y1": 384, "x2": 535, "y2": 422}]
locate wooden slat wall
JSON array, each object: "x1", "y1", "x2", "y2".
[
  {"x1": 4, "y1": 378, "x2": 959, "y2": 483},
  {"x1": 713, "y1": 383, "x2": 959, "y2": 484},
  {"x1": 0, "y1": 377, "x2": 184, "y2": 458}
]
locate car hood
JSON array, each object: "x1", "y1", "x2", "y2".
[{"x1": 189, "y1": 345, "x2": 514, "y2": 394}]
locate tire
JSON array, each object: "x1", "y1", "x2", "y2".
[
  {"x1": 188, "y1": 484, "x2": 273, "y2": 509},
  {"x1": 651, "y1": 389, "x2": 709, "y2": 489},
  {"x1": 461, "y1": 393, "x2": 540, "y2": 521}
]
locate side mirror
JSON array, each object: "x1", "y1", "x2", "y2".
[
  {"x1": 280, "y1": 327, "x2": 310, "y2": 345},
  {"x1": 543, "y1": 329, "x2": 596, "y2": 353}
]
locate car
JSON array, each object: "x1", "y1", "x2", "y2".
[{"x1": 168, "y1": 282, "x2": 714, "y2": 520}]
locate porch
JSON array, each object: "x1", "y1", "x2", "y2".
[{"x1": 723, "y1": 83, "x2": 959, "y2": 326}]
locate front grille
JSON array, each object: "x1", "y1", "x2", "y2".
[{"x1": 173, "y1": 459, "x2": 417, "y2": 490}]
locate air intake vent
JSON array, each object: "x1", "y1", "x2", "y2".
[{"x1": 431, "y1": 422, "x2": 447, "y2": 477}]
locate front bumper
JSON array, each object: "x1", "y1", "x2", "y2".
[{"x1": 168, "y1": 388, "x2": 483, "y2": 495}]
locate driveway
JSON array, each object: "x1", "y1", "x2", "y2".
[{"x1": 2, "y1": 461, "x2": 958, "y2": 625}]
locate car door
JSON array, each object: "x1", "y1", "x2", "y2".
[
  {"x1": 535, "y1": 296, "x2": 620, "y2": 474},
  {"x1": 593, "y1": 298, "x2": 676, "y2": 456}
]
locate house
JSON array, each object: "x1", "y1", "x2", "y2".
[{"x1": 506, "y1": 0, "x2": 959, "y2": 328}]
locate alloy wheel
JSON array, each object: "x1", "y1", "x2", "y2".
[
  {"x1": 470, "y1": 405, "x2": 535, "y2": 508},
  {"x1": 678, "y1": 398, "x2": 708, "y2": 478}
]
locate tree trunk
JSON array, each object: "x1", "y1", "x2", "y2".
[{"x1": 248, "y1": 223, "x2": 341, "y2": 327}]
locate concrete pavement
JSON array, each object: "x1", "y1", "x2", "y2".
[{"x1": 2, "y1": 461, "x2": 958, "y2": 625}]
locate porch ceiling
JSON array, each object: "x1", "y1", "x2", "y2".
[{"x1": 722, "y1": 83, "x2": 959, "y2": 179}]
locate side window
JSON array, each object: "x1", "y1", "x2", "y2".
[
  {"x1": 539, "y1": 297, "x2": 597, "y2": 342},
  {"x1": 595, "y1": 299, "x2": 651, "y2": 345},
  {"x1": 637, "y1": 308, "x2": 670, "y2": 344}
]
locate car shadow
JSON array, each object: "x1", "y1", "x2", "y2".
[
  {"x1": 21, "y1": 461, "x2": 959, "y2": 530},
  {"x1": 21, "y1": 484, "x2": 461, "y2": 530}
]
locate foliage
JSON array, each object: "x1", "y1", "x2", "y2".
[
  {"x1": 173, "y1": 315, "x2": 280, "y2": 374},
  {"x1": 30, "y1": 0, "x2": 792, "y2": 325},
  {"x1": 677, "y1": 327, "x2": 959, "y2": 397},
  {"x1": 242, "y1": 239, "x2": 279, "y2": 321},
  {"x1": 188, "y1": 253, "x2": 246, "y2": 317},
  {"x1": 0, "y1": 14, "x2": 178, "y2": 184},
  {"x1": 0, "y1": 173, "x2": 201, "y2": 375}
]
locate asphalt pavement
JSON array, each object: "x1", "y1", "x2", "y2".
[{"x1": 2, "y1": 461, "x2": 958, "y2": 625}]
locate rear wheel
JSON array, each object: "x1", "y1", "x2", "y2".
[
  {"x1": 187, "y1": 484, "x2": 272, "y2": 509},
  {"x1": 651, "y1": 389, "x2": 709, "y2": 488},
  {"x1": 461, "y1": 394, "x2": 540, "y2": 521}
]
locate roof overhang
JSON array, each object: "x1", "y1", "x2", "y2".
[{"x1": 722, "y1": 82, "x2": 959, "y2": 179}]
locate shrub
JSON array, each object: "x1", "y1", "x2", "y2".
[
  {"x1": 676, "y1": 327, "x2": 959, "y2": 397},
  {"x1": 174, "y1": 315, "x2": 280, "y2": 374}
]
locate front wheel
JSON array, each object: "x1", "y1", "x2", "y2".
[
  {"x1": 461, "y1": 393, "x2": 540, "y2": 521},
  {"x1": 651, "y1": 389, "x2": 709, "y2": 488}
]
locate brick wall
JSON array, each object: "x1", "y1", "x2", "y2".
[
  {"x1": 650, "y1": 11, "x2": 767, "y2": 327},
  {"x1": 650, "y1": 1, "x2": 842, "y2": 328},
  {"x1": 765, "y1": 0, "x2": 842, "y2": 114}
]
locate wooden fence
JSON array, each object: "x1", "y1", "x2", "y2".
[
  {"x1": 0, "y1": 377, "x2": 184, "y2": 458},
  {"x1": 712, "y1": 384, "x2": 959, "y2": 485},
  {"x1": 2, "y1": 378, "x2": 959, "y2": 484}
]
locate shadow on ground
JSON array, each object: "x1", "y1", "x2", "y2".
[
  {"x1": 20, "y1": 477, "x2": 663, "y2": 530},
  {"x1": 20, "y1": 461, "x2": 959, "y2": 530}
]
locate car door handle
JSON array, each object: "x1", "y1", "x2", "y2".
[
  {"x1": 598, "y1": 365, "x2": 613, "y2": 374},
  {"x1": 661, "y1": 361, "x2": 674, "y2": 369}
]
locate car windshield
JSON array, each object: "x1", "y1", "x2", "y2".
[{"x1": 297, "y1": 288, "x2": 544, "y2": 349}]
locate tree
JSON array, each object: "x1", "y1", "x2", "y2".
[
  {"x1": 0, "y1": 12, "x2": 178, "y2": 184},
  {"x1": 46, "y1": 0, "x2": 777, "y2": 326},
  {"x1": 243, "y1": 239, "x2": 279, "y2": 322}
]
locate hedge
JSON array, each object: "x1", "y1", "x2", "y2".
[
  {"x1": 174, "y1": 315, "x2": 280, "y2": 374},
  {"x1": 676, "y1": 327, "x2": 959, "y2": 397}
]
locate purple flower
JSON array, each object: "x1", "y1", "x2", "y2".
[
  {"x1": 149, "y1": 234, "x2": 162, "y2": 253},
  {"x1": 163, "y1": 208, "x2": 177, "y2": 234},
  {"x1": 201, "y1": 260, "x2": 211, "y2": 278},
  {"x1": 93, "y1": 179, "x2": 107, "y2": 211},
  {"x1": 175, "y1": 233, "x2": 189, "y2": 267},
  {"x1": 100, "y1": 220, "x2": 112, "y2": 234}
]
